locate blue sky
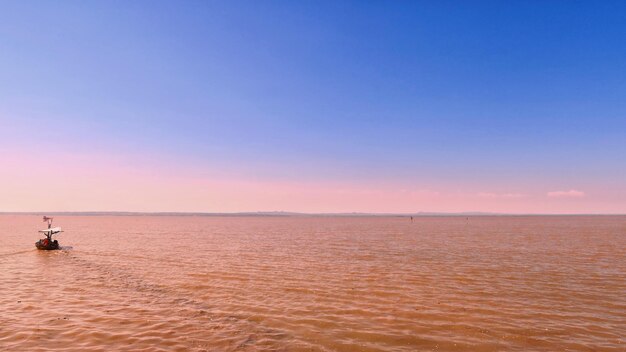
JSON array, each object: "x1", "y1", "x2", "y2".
[{"x1": 1, "y1": 1, "x2": 625, "y2": 212}]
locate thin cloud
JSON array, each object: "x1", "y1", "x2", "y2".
[
  {"x1": 478, "y1": 192, "x2": 526, "y2": 199},
  {"x1": 408, "y1": 189, "x2": 440, "y2": 197},
  {"x1": 547, "y1": 190, "x2": 585, "y2": 198}
]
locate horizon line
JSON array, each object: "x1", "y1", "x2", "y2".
[{"x1": 1, "y1": 211, "x2": 625, "y2": 217}]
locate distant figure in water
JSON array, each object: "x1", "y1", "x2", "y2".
[{"x1": 410, "y1": 216, "x2": 414, "y2": 222}]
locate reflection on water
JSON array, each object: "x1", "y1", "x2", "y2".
[{"x1": 1, "y1": 215, "x2": 625, "y2": 351}]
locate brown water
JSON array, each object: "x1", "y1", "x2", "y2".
[{"x1": 1, "y1": 215, "x2": 624, "y2": 351}]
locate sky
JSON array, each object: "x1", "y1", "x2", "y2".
[{"x1": 1, "y1": 1, "x2": 625, "y2": 213}]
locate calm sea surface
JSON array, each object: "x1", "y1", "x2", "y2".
[{"x1": 1, "y1": 215, "x2": 624, "y2": 351}]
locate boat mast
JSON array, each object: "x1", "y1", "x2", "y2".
[{"x1": 44, "y1": 216, "x2": 53, "y2": 239}]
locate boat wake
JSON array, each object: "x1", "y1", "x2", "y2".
[
  {"x1": 0, "y1": 249, "x2": 34, "y2": 257},
  {"x1": 56, "y1": 251, "x2": 292, "y2": 351}
]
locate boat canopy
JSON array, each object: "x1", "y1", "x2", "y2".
[{"x1": 39, "y1": 227, "x2": 62, "y2": 234}]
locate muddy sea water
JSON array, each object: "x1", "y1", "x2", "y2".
[{"x1": 1, "y1": 215, "x2": 624, "y2": 351}]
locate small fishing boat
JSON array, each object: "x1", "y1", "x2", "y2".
[{"x1": 36, "y1": 216, "x2": 62, "y2": 250}]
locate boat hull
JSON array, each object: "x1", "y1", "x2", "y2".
[{"x1": 35, "y1": 239, "x2": 59, "y2": 250}]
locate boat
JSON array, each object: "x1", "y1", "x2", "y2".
[{"x1": 35, "y1": 216, "x2": 62, "y2": 250}]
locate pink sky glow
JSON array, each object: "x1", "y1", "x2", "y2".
[{"x1": 2, "y1": 150, "x2": 623, "y2": 214}]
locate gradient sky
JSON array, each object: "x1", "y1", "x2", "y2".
[{"x1": 1, "y1": 1, "x2": 626, "y2": 213}]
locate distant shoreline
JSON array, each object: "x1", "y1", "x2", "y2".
[{"x1": 1, "y1": 212, "x2": 624, "y2": 217}]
